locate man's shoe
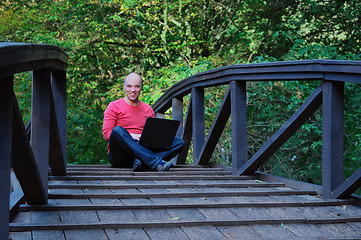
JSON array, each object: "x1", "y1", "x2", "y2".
[
  {"x1": 155, "y1": 160, "x2": 173, "y2": 171},
  {"x1": 133, "y1": 158, "x2": 142, "y2": 172}
]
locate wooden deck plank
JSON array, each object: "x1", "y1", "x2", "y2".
[
  {"x1": 182, "y1": 226, "x2": 227, "y2": 240},
  {"x1": 166, "y1": 208, "x2": 206, "y2": 221},
  {"x1": 317, "y1": 223, "x2": 361, "y2": 239},
  {"x1": 32, "y1": 230, "x2": 66, "y2": 240},
  {"x1": 120, "y1": 198, "x2": 155, "y2": 206},
  {"x1": 132, "y1": 209, "x2": 172, "y2": 222},
  {"x1": 11, "y1": 212, "x2": 31, "y2": 224},
  {"x1": 216, "y1": 226, "x2": 263, "y2": 239},
  {"x1": 105, "y1": 228, "x2": 150, "y2": 240},
  {"x1": 97, "y1": 210, "x2": 138, "y2": 223},
  {"x1": 285, "y1": 223, "x2": 342, "y2": 238},
  {"x1": 145, "y1": 227, "x2": 190, "y2": 240},
  {"x1": 64, "y1": 229, "x2": 109, "y2": 240},
  {"x1": 198, "y1": 208, "x2": 239, "y2": 220},
  {"x1": 49, "y1": 175, "x2": 255, "y2": 181},
  {"x1": 251, "y1": 224, "x2": 298, "y2": 238},
  {"x1": 60, "y1": 210, "x2": 99, "y2": 223},
  {"x1": 90, "y1": 198, "x2": 124, "y2": 206},
  {"x1": 31, "y1": 211, "x2": 61, "y2": 223},
  {"x1": 48, "y1": 189, "x2": 317, "y2": 199},
  {"x1": 9, "y1": 231, "x2": 32, "y2": 240}
]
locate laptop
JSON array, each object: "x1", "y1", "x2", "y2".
[{"x1": 139, "y1": 117, "x2": 180, "y2": 149}]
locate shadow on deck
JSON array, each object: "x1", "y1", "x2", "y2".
[{"x1": 9, "y1": 165, "x2": 361, "y2": 240}]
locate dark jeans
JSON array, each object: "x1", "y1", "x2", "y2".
[{"x1": 108, "y1": 126, "x2": 185, "y2": 169}]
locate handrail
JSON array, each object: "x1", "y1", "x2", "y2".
[
  {"x1": 152, "y1": 59, "x2": 361, "y2": 201},
  {"x1": 0, "y1": 42, "x2": 68, "y2": 240}
]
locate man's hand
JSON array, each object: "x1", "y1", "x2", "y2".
[{"x1": 130, "y1": 133, "x2": 141, "y2": 141}]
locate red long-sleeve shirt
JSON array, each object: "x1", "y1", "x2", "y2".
[{"x1": 102, "y1": 98, "x2": 155, "y2": 142}]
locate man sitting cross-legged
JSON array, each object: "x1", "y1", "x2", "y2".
[{"x1": 102, "y1": 72, "x2": 185, "y2": 171}]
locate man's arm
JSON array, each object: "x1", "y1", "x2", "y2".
[{"x1": 102, "y1": 103, "x2": 117, "y2": 142}]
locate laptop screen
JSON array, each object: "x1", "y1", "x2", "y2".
[{"x1": 139, "y1": 117, "x2": 180, "y2": 149}]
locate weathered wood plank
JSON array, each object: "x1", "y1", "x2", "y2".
[
  {"x1": 97, "y1": 210, "x2": 138, "y2": 223},
  {"x1": 106, "y1": 228, "x2": 149, "y2": 240},
  {"x1": 317, "y1": 223, "x2": 361, "y2": 239},
  {"x1": 132, "y1": 209, "x2": 172, "y2": 222},
  {"x1": 172, "y1": 97, "x2": 183, "y2": 137},
  {"x1": 286, "y1": 223, "x2": 332, "y2": 238},
  {"x1": 0, "y1": 76, "x2": 12, "y2": 240},
  {"x1": 176, "y1": 96, "x2": 192, "y2": 164},
  {"x1": 216, "y1": 225, "x2": 263, "y2": 239},
  {"x1": 31, "y1": 211, "x2": 61, "y2": 224},
  {"x1": 67, "y1": 170, "x2": 231, "y2": 176},
  {"x1": 19, "y1": 199, "x2": 355, "y2": 212},
  {"x1": 64, "y1": 229, "x2": 109, "y2": 240},
  {"x1": 322, "y1": 80, "x2": 344, "y2": 199},
  {"x1": 145, "y1": 227, "x2": 190, "y2": 240},
  {"x1": 32, "y1": 69, "x2": 52, "y2": 200},
  {"x1": 48, "y1": 175, "x2": 255, "y2": 181},
  {"x1": 251, "y1": 224, "x2": 297, "y2": 238},
  {"x1": 48, "y1": 182, "x2": 285, "y2": 190},
  {"x1": 49, "y1": 71, "x2": 67, "y2": 176},
  {"x1": 48, "y1": 189, "x2": 317, "y2": 199},
  {"x1": 230, "y1": 81, "x2": 247, "y2": 175},
  {"x1": 9, "y1": 231, "x2": 32, "y2": 240},
  {"x1": 192, "y1": 87, "x2": 205, "y2": 164},
  {"x1": 60, "y1": 210, "x2": 100, "y2": 223},
  {"x1": 33, "y1": 230, "x2": 66, "y2": 240},
  {"x1": 182, "y1": 226, "x2": 228, "y2": 240},
  {"x1": 198, "y1": 208, "x2": 239, "y2": 221}
]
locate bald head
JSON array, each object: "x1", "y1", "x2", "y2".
[
  {"x1": 124, "y1": 73, "x2": 143, "y2": 87},
  {"x1": 123, "y1": 72, "x2": 143, "y2": 106}
]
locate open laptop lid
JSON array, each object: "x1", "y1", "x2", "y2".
[{"x1": 139, "y1": 117, "x2": 180, "y2": 149}]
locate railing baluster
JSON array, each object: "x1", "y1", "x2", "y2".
[
  {"x1": 197, "y1": 86, "x2": 231, "y2": 165},
  {"x1": 176, "y1": 96, "x2": 193, "y2": 164},
  {"x1": 172, "y1": 97, "x2": 183, "y2": 137},
  {"x1": 0, "y1": 76, "x2": 13, "y2": 240},
  {"x1": 192, "y1": 87, "x2": 205, "y2": 164},
  {"x1": 49, "y1": 71, "x2": 67, "y2": 176},
  {"x1": 322, "y1": 80, "x2": 344, "y2": 199},
  {"x1": 31, "y1": 69, "x2": 51, "y2": 200},
  {"x1": 230, "y1": 81, "x2": 248, "y2": 175}
]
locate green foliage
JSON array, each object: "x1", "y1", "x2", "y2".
[{"x1": 2, "y1": 0, "x2": 361, "y2": 192}]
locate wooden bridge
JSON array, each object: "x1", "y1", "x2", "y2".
[{"x1": 2, "y1": 42, "x2": 361, "y2": 239}]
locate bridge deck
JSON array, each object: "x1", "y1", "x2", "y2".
[{"x1": 9, "y1": 165, "x2": 361, "y2": 239}]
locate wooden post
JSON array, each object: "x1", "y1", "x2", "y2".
[
  {"x1": 172, "y1": 97, "x2": 183, "y2": 137},
  {"x1": 0, "y1": 76, "x2": 13, "y2": 240},
  {"x1": 322, "y1": 81, "x2": 344, "y2": 199},
  {"x1": 176, "y1": 97, "x2": 193, "y2": 164},
  {"x1": 49, "y1": 71, "x2": 67, "y2": 176},
  {"x1": 31, "y1": 69, "x2": 51, "y2": 200},
  {"x1": 230, "y1": 81, "x2": 247, "y2": 175},
  {"x1": 192, "y1": 88, "x2": 205, "y2": 164}
]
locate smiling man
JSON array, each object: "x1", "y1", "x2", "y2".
[{"x1": 102, "y1": 73, "x2": 184, "y2": 171}]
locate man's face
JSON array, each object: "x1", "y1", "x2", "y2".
[{"x1": 124, "y1": 75, "x2": 143, "y2": 103}]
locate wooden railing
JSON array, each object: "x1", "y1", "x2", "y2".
[
  {"x1": 0, "y1": 42, "x2": 68, "y2": 239},
  {"x1": 152, "y1": 60, "x2": 361, "y2": 200}
]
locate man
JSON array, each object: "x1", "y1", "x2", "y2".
[{"x1": 102, "y1": 73, "x2": 185, "y2": 171}]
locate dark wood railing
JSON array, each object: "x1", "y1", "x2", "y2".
[
  {"x1": 152, "y1": 60, "x2": 361, "y2": 200},
  {"x1": 0, "y1": 42, "x2": 68, "y2": 239}
]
